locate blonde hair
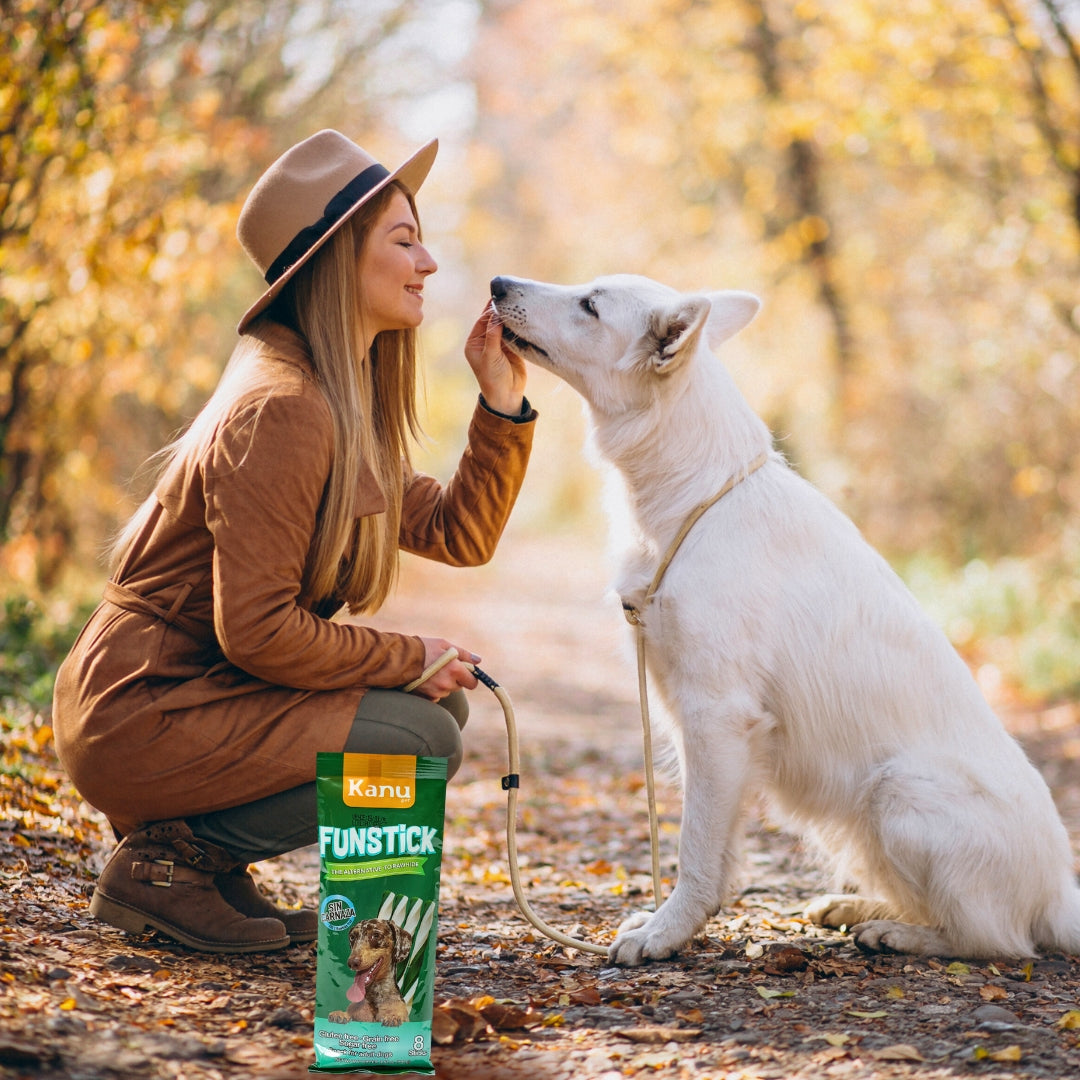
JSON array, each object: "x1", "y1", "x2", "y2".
[{"x1": 112, "y1": 182, "x2": 422, "y2": 615}]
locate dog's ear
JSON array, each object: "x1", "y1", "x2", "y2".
[
  {"x1": 390, "y1": 922, "x2": 413, "y2": 965},
  {"x1": 642, "y1": 296, "x2": 711, "y2": 375},
  {"x1": 703, "y1": 291, "x2": 761, "y2": 349}
]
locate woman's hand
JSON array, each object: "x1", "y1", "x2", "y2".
[
  {"x1": 412, "y1": 637, "x2": 480, "y2": 701},
  {"x1": 464, "y1": 303, "x2": 527, "y2": 417}
]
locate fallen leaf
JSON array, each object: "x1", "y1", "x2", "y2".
[
  {"x1": 478, "y1": 1001, "x2": 544, "y2": 1030},
  {"x1": 979, "y1": 984, "x2": 1008, "y2": 1002},
  {"x1": 946, "y1": 962, "x2": 971, "y2": 976},
  {"x1": 814, "y1": 958, "x2": 867, "y2": 978},
  {"x1": 1058, "y1": 1010, "x2": 1080, "y2": 1030},
  {"x1": 821, "y1": 1033, "x2": 850, "y2": 1047},
  {"x1": 815, "y1": 1046, "x2": 850, "y2": 1062},
  {"x1": 432, "y1": 1008, "x2": 461, "y2": 1045},
  {"x1": 763, "y1": 945, "x2": 810, "y2": 974},
  {"x1": 847, "y1": 1010, "x2": 888, "y2": 1019},
  {"x1": 433, "y1": 999, "x2": 494, "y2": 1044},
  {"x1": 677, "y1": 1008, "x2": 705, "y2": 1024},
  {"x1": 886, "y1": 986, "x2": 905, "y2": 999},
  {"x1": 871, "y1": 1044, "x2": 924, "y2": 1062},
  {"x1": 632, "y1": 1051, "x2": 680, "y2": 1067},
  {"x1": 614, "y1": 1027, "x2": 702, "y2": 1044},
  {"x1": 227, "y1": 1048, "x2": 296, "y2": 1068},
  {"x1": 568, "y1": 986, "x2": 601, "y2": 1006},
  {"x1": 755, "y1": 987, "x2": 796, "y2": 1000},
  {"x1": 989, "y1": 1045, "x2": 1023, "y2": 1063}
]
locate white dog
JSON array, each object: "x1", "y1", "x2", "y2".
[{"x1": 491, "y1": 273, "x2": 1080, "y2": 966}]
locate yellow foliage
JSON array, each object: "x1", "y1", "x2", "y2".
[{"x1": 1058, "y1": 1010, "x2": 1080, "y2": 1030}]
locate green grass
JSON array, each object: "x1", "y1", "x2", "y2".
[
  {"x1": 1, "y1": 593, "x2": 94, "y2": 781},
  {"x1": 0, "y1": 595, "x2": 86, "y2": 715}
]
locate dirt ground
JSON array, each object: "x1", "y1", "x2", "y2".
[{"x1": 2, "y1": 529, "x2": 1079, "y2": 1079}]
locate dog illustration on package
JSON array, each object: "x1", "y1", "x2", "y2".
[{"x1": 328, "y1": 918, "x2": 412, "y2": 1026}]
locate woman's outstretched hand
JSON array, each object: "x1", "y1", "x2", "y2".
[
  {"x1": 464, "y1": 303, "x2": 527, "y2": 417},
  {"x1": 412, "y1": 637, "x2": 480, "y2": 701}
]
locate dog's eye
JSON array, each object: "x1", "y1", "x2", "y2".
[{"x1": 580, "y1": 295, "x2": 599, "y2": 318}]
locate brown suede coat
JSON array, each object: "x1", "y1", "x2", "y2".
[{"x1": 53, "y1": 322, "x2": 535, "y2": 834}]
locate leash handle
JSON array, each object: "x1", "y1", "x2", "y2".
[
  {"x1": 404, "y1": 646, "x2": 498, "y2": 696},
  {"x1": 403, "y1": 647, "x2": 461, "y2": 693}
]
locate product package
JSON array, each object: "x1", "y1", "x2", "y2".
[{"x1": 311, "y1": 753, "x2": 447, "y2": 1074}]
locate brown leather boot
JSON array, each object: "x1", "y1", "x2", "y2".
[
  {"x1": 89, "y1": 821, "x2": 290, "y2": 953},
  {"x1": 215, "y1": 865, "x2": 318, "y2": 943}
]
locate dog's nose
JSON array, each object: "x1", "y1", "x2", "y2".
[{"x1": 490, "y1": 276, "x2": 509, "y2": 300}]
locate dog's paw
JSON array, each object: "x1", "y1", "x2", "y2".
[
  {"x1": 327, "y1": 1010, "x2": 350, "y2": 1025},
  {"x1": 805, "y1": 894, "x2": 888, "y2": 930},
  {"x1": 850, "y1": 919, "x2": 952, "y2": 957},
  {"x1": 608, "y1": 912, "x2": 688, "y2": 967},
  {"x1": 609, "y1": 927, "x2": 657, "y2": 967}
]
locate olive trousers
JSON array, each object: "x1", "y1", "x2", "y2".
[{"x1": 183, "y1": 689, "x2": 467, "y2": 864}]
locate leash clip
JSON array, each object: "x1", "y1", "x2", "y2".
[
  {"x1": 621, "y1": 602, "x2": 642, "y2": 626},
  {"x1": 501, "y1": 774, "x2": 519, "y2": 790}
]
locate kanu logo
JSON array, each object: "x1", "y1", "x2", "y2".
[{"x1": 342, "y1": 753, "x2": 417, "y2": 808}]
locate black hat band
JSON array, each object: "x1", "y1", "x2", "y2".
[{"x1": 263, "y1": 162, "x2": 391, "y2": 286}]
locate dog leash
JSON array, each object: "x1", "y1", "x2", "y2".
[
  {"x1": 405, "y1": 452, "x2": 769, "y2": 959},
  {"x1": 620, "y1": 451, "x2": 770, "y2": 908}
]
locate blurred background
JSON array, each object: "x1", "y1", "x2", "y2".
[{"x1": 2, "y1": 0, "x2": 1078, "y2": 702}]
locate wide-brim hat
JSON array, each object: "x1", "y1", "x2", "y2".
[{"x1": 236, "y1": 130, "x2": 438, "y2": 333}]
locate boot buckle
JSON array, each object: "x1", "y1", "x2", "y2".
[{"x1": 150, "y1": 858, "x2": 175, "y2": 887}]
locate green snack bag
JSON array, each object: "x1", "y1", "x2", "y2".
[{"x1": 311, "y1": 753, "x2": 447, "y2": 1074}]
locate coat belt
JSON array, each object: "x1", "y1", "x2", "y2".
[{"x1": 102, "y1": 580, "x2": 205, "y2": 639}]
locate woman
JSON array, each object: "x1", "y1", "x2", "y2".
[{"x1": 53, "y1": 130, "x2": 534, "y2": 954}]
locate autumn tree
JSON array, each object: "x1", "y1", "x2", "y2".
[
  {"x1": 468, "y1": 0, "x2": 1079, "y2": 565},
  {"x1": 0, "y1": 0, "x2": 421, "y2": 588},
  {"x1": 993, "y1": 0, "x2": 1080, "y2": 329}
]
